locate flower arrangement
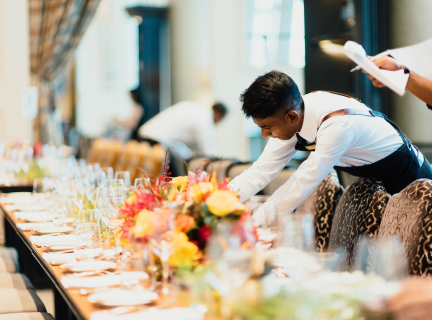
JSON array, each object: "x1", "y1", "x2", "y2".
[{"x1": 118, "y1": 153, "x2": 250, "y2": 269}]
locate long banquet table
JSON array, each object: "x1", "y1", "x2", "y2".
[{"x1": 1, "y1": 202, "x2": 98, "y2": 320}]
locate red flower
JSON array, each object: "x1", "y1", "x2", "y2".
[
  {"x1": 217, "y1": 178, "x2": 230, "y2": 191},
  {"x1": 197, "y1": 225, "x2": 212, "y2": 249}
]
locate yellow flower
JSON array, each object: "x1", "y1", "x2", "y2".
[
  {"x1": 190, "y1": 182, "x2": 214, "y2": 201},
  {"x1": 133, "y1": 209, "x2": 154, "y2": 238},
  {"x1": 233, "y1": 202, "x2": 247, "y2": 216},
  {"x1": 172, "y1": 176, "x2": 188, "y2": 192},
  {"x1": 127, "y1": 194, "x2": 137, "y2": 205},
  {"x1": 168, "y1": 232, "x2": 201, "y2": 268},
  {"x1": 206, "y1": 190, "x2": 240, "y2": 216}
]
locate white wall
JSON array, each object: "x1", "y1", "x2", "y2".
[
  {"x1": 170, "y1": 0, "x2": 305, "y2": 159},
  {"x1": 0, "y1": 0, "x2": 31, "y2": 142},
  {"x1": 390, "y1": 0, "x2": 432, "y2": 143},
  {"x1": 76, "y1": 0, "x2": 140, "y2": 138}
]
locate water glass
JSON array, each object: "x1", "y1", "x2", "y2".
[{"x1": 74, "y1": 222, "x2": 103, "y2": 261}]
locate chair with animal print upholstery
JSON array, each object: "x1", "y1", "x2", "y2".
[
  {"x1": 378, "y1": 179, "x2": 432, "y2": 275},
  {"x1": 328, "y1": 177, "x2": 391, "y2": 269},
  {"x1": 296, "y1": 170, "x2": 345, "y2": 252}
]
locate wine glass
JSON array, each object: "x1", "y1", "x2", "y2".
[
  {"x1": 98, "y1": 201, "x2": 124, "y2": 261},
  {"x1": 101, "y1": 167, "x2": 114, "y2": 180},
  {"x1": 115, "y1": 171, "x2": 131, "y2": 186},
  {"x1": 134, "y1": 178, "x2": 150, "y2": 189},
  {"x1": 121, "y1": 244, "x2": 156, "y2": 290},
  {"x1": 107, "y1": 179, "x2": 126, "y2": 199},
  {"x1": 95, "y1": 172, "x2": 106, "y2": 188},
  {"x1": 74, "y1": 222, "x2": 103, "y2": 261},
  {"x1": 33, "y1": 177, "x2": 54, "y2": 201},
  {"x1": 150, "y1": 209, "x2": 176, "y2": 295}
]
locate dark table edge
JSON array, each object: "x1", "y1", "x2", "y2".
[{"x1": 1, "y1": 205, "x2": 87, "y2": 320}]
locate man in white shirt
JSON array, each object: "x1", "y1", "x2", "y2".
[
  {"x1": 229, "y1": 71, "x2": 432, "y2": 222},
  {"x1": 138, "y1": 101, "x2": 227, "y2": 174}
]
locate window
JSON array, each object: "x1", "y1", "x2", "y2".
[{"x1": 245, "y1": 0, "x2": 305, "y2": 69}]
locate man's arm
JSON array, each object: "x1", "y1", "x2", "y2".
[
  {"x1": 365, "y1": 56, "x2": 432, "y2": 106},
  {"x1": 257, "y1": 118, "x2": 355, "y2": 221},
  {"x1": 229, "y1": 137, "x2": 298, "y2": 202}
]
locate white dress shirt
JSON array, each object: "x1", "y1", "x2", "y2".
[
  {"x1": 229, "y1": 91, "x2": 423, "y2": 217},
  {"x1": 138, "y1": 101, "x2": 217, "y2": 157}
]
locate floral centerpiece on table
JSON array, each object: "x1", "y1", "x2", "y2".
[{"x1": 118, "y1": 154, "x2": 251, "y2": 269}]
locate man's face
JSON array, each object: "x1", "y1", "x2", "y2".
[{"x1": 253, "y1": 110, "x2": 303, "y2": 140}]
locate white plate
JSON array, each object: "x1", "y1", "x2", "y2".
[
  {"x1": 47, "y1": 245, "x2": 75, "y2": 252},
  {"x1": 34, "y1": 227, "x2": 74, "y2": 234},
  {"x1": 60, "y1": 261, "x2": 117, "y2": 272},
  {"x1": 88, "y1": 289, "x2": 158, "y2": 306}
]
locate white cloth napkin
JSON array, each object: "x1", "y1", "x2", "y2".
[
  {"x1": 43, "y1": 249, "x2": 116, "y2": 264},
  {"x1": 14, "y1": 211, "x2": 54, "y2": 222},
  {"x1": 43, "y1": 252, "x2": 77, "y2": 263},
  {"x1": 16, "y1": 222, "x2": 54, "y2": 230},
  {"x1": 0, "y1": 196, "x2": 38, "y2": 204},
  {"x1": 62, "y1": 271, "x2": 148, "y2": 288},
  {"x1": 90, "y1": 307, "x2": 205, "y2": 320},
  {"x1": 30, "y1": 234, "x2": 76, "y2": 245},
  {"x1": 6, "y1": 204, "x2": 48, "y2": 211}
]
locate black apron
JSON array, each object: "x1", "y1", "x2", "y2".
[{"x1": 295, "y1": 93, "x2": 431, "y2": 195}]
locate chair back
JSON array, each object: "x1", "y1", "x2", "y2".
[
  {"x1": 296, "y1": 170, "x2": 344, "y2": 252},
  {"x1": 205, "y1": 158, "x2": 240, "y2": 181},
  {"x1": 262, "y1": 168, "x2": 296, "y2": 195},
  {"x1": 226, "y1": 162, "x2": 253, "y2": 180},
  {"x1": 378, "y1": 179, "x2": 432, "y2": 275},
  {"x1": 328, "y1": 177, "x2": 391, "y2": 268},
  {"x1": 187, "y1": 156, "x2": 215, "y2": 174}
]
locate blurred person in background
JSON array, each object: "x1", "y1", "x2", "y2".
[
  {"x1": 365, "y1": 56, "x2": 432, "y2": 108},
  {"x1": 114, "y1": 88, "x2": 146, "y2": 140},
  {"x1": 138, "y1": 101, "x2": 227, "y2": 175}
]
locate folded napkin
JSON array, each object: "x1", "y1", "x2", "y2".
[
  {"x1": 44, "y1": 249, "x2": 116, "y2": 264},
  {"x1": 62, "y1": 271, "x2": 148, "y2": 288},
  {"x1": 30, "y1": 234, "x2": 76, "y2": 245},
  {"x1": 16, "y1": 222, "x2": 54, "y2": 230},
  {"x1": 43, "y1": 252, "x2": 76, "y2": 263},
  {"x1": 90, "y1": 307, "x2": 204, "y2": 320},
  {"x1": 14, "y1": 211, "x2": 54, "y2": 222},
  {"x1": 6, "y1": 204, "x2": 48, "y2": 211},
  {"x1": 0, "y1": 196, "x2": 38, "y2": 204}
]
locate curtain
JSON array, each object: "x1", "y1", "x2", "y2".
[{"x1": 29, "y1": 0, "x2": 101, "y2": 145}]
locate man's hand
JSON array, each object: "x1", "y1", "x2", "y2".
[
  {"x1": 387, "y1": 277, "x2": 432, "y2": 320},
  {"x1": 363, "y1": 56, "x2": 403, "y2": 88}
]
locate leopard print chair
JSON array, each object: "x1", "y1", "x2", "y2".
[
  {"x1": 296, "y1": 170, "x2": 344, "y2": 252},
  {"x1": 328, "y1": 177, "x2": 391, "y2": 269},
  {"x1": 378, "y1": 179, "x2": 432, "y2": 275}
]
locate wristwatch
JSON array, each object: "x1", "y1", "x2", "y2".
[{"x1": 403, "y1": 66, "x2": 410, "y2": 74}]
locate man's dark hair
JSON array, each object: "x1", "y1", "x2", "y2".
[
  {"x1": 130, "y1": 88, "x2": 143, "y2": 105},
  {"x1": 212, "y1": 102, "x2": 228, "y2": 118},
  {"x1": 240, "y1": 71, "x2": 302, "y2": 119}
]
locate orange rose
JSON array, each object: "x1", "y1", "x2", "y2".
[{"x1": 174, "y1": 214, "x2": 195, "y2": 232}]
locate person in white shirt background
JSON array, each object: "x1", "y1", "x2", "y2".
[
  {"x1": 138, "y1": 101, "x2": 227, "y2": 176},
  {"x1": 228, "y1": 71, "x2": 432, "y2": 225}
]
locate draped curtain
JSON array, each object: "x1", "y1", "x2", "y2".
[{"x1": 29, "y1": 0, "x2": 101, "y2": 145}]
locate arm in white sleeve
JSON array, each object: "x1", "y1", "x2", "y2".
[
  {"x1": 261, "y1": 118, "x2": 356, "y2": 217},
  {"x1": 229, "y1": 137, "x2": 298, "y2": 202}
]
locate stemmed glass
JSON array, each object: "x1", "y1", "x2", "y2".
[
  {"x1": 150, "y1": 209, "x2": 176, "y2": 295},
  {"x1": 101, "y1": 167, "x2": 114, "y2": 180},
  {"x1": 115, "y1": 171, "x2": 131, "y2": 186},
  {"x1": 134, "y1": 178, "x2": 150, "y2": 189},
  {"x1": 70, "y1": 179, "x2": 93, "y2": 220},
  {"x1": 75, "y1": 208, "x2": 103, "y2": 262}
]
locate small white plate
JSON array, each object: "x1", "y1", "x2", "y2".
[
  {"x1": 60, "y1": 261, "x2": 117, "y2": 272},
  {"x1": 47, "y1": 245, "x2": 75, "y2": 252},
  {"x1": 88, "y1": 289, "x2": 158, "y2": 306},
  {"x1": 34, "y1": 227, "x2": 74, "y2": 234}
]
